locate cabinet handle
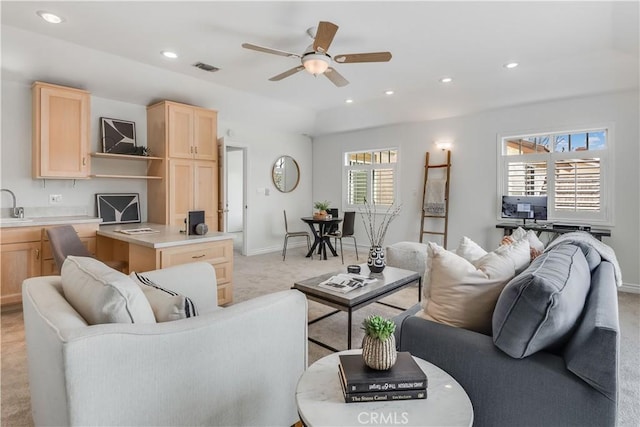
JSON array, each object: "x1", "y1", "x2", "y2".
[
  {"x1": 195, "y1": 146, "x2": 198, "y2": 154},
  {"x1": 35, "y1": 249, "x2": 40, "y2": 260},
  {"x1": 190, "y1": 146, "x2": 194, "y2": 154},
  {"x1": 191, "y1": 254, "x2": 206, "y2": 259},
  {"x1": 82, "y1": 157, "x2": 86, "y2": 166}
]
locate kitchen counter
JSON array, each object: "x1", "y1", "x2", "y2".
[
  {"x1": 97, "y1": 222, "x2": 234, "y2": 249},
  {"x1": 0, "y1": 215, "x2": 102, "y2": 228},
  {"x1": 96, "y1": 222, "x2": 235, "y2": 305}
]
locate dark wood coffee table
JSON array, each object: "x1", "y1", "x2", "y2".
[{"x1": 293, "y1": 264, "x2": 421, "y2": 352}]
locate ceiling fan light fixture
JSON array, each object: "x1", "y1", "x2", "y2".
[{"x1": 302, "y1": 53, "x2": 330, "y2": 75}]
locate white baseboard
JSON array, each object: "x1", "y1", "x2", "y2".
[
  {"x1": 246, "y1": 241, "x2": 308, "y2": 257},
  {"x1": 619, "y1": 283, "x2": 640, "y2": 294}
]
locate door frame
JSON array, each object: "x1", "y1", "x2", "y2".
[{"x1": 218, "y1": 137, "x2": 248, "y2": 255}]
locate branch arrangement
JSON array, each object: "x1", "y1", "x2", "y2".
[{"x1": 359, "y1": 198, "x2": 402, "y2": 247}]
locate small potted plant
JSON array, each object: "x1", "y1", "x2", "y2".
[
  {"x1": 313, "y1": 200, "x2": 331, "y2": 220},
  {"x1": 361, "y1": 315, "x2": 397, "y2": 370}
]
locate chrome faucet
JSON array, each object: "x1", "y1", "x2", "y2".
[{"x1": 0, "y1": 188, "x2": 24, "y2": 218}]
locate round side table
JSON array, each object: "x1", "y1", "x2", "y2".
[{"x1": 296, "y1": 349, "x2": 473, "y2": 427}]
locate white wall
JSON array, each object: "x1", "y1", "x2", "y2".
[
  {"x1": 1, "y1": 79, "x2": 149, "y2": 218},
  {"x1": 1, "y1": 27, "x2": 314, "y2": 257},
  {"x1": 312, "y1": 90, "x2": 640, "y2": 287},
  {"x1": 219, "y1": 126, "x2": 312, "y2": 256}
]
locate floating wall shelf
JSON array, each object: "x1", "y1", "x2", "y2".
[{"x1": 90, "y1": 152, "x2": 163, "y2": 179}]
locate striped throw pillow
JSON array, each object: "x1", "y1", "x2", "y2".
[{"x1": 131, "y1": 272, "x2": 198, "y2": 322}]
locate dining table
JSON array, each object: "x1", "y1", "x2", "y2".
[{"x1": 300, "y1": 216, "x2": 343, "y2": 260}]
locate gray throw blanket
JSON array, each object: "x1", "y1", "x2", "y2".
[{"x1": 544, "y1": 231, "x2": 622, "y2": 286}]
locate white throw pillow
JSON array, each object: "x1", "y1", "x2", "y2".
[
  {"x1": 510, "y1": 227, "x2": 528, "y2": 241},
  {"x1": 417, "y1": 242, "x2": 516, "y2": 334},
  {"x1": 494, "y1": 238, "x2": 531, "y2": 274},
  {"x1": 526, "y1": 230, "x2": 545, "y2": 252},
  {"x1": 61, "y1": 256, "x2": 156, "y2": 325},
  {"x1": 456, "y1": 236, "x2": 488, "y2": 262},
  {"x1": 131, "y1": 272, "x2": 199, "y2": 322},
  {"x1": 510, "y1": 227, "x2": 545, "y2": 253}
]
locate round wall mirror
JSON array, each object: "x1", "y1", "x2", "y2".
[{"x1": 272, "y1": 155, "x2": 300, "y2": 193}]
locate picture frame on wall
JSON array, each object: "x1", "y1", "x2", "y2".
[
  {"x1": 96, "y1": 193, "x2": 141, "y2": 225},
  {"x1": 100, "y1": 117, "x2": 136, "y2": 154}
]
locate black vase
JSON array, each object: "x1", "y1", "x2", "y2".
[{"x1": 367, "y1": 246, "x2": 386, "y2": 273}]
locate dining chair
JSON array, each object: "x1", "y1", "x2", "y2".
[
  {"x1": 282, "y1": 210, "x2": 311, "y2": 261},
  {"x1": 327, "y1": 208, "x2": 339, "y2": 234},
  {"x1": 324, "y1": 211, "x2": 358, "y2": 264},
  {"x1": 46, "y1": 225, "x2": 128, "y2": 272}
]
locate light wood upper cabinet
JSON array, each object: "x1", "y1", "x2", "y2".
[
  {"x1": 167, "y1": 103, "x2": 194, "y2": 159},
  {"x1": 147, "y1": 101, "x2": 219, "y2": 228},
  {"x1": 193, "y1": 109, "x2": 217, "y2": 161},
  {"x1": 32, "y1": 82, "x2": 90, "y2": 179},
  {"x1": 165, "y1": 102, "x2": 217, "y2": 161}
]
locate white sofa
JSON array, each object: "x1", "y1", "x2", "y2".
[{"x1": 22, "y1": 262, "x2": 308, "y2": 426}]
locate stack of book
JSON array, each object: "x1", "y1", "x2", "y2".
[{"x1": 338, "y1": 352, "x2": 428, "y2": 403}]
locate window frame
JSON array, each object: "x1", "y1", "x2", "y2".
[
  {"x1": 496, "y1": 124, "x2": 614, "y2": 225},
  {"x1": 342, "y1": 147, "x2": 400, "y2": 211}
]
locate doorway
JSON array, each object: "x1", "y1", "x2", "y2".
[{"x1": 218, "y1": 138, "x2": 247, "y2": 255}]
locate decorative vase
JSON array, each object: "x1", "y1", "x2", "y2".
[
  {"x1": 367, "y1": 245, "x2": 386, "y2": 273},
  {"x1": 362, "y1": 334, "x2": 397, "y2": 370},
  {"x1": 313, "y1": 210, "x2": 328, "y2": 220}
]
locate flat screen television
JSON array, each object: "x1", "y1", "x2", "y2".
[{"x1": 501, "y1": 196, "x2": 548, "y2": 223}]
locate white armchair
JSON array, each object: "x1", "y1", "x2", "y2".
[{"x1": 22, "y1": 262, "x2": 308, "y2": 426}]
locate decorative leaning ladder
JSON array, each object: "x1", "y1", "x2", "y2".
[{"x1": 419, "y1": 150, "x2": 452, "y2": 248}]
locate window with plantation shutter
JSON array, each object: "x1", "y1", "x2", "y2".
[
  {"x1": 554, "y1": 158, "x2": 601, "y2": 212},
  {"x1": 499, "y1": 128, "x2": 611, "y2": 224},
  {"x1": 344, "y1": 149, "x2": 398, "y2": 209}
]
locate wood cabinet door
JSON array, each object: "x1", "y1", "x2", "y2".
[
  {"x1": 1, "y1": 242, "x2": 41, "y2": 305},
  {"x1": 194, "y1": 160, "x2": 218, "y2": 230},
  {"x1": 169, "y1": 159, "x2": 194, "y2": 227},
  {"x1": 167, "y1": 103, "x2": 194, "y2": 159},
  {"x1": 34, "y1": 84, "x2": 90, "y2": 178},
  {"x1": 193, "y1": 109, "x2": 217, "y2": 161}
]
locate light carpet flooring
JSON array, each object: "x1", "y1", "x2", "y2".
[{"x1": 2, "y1": 246, "x2": 639, "y2": 426}]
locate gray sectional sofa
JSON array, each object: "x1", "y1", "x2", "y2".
[{"x1": 393, "y1": 239, "x2": 619, "y2": 427}]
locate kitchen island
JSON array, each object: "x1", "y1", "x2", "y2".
[{"x1": 97, "y1": 222, "x2": 234, "y2": 305}]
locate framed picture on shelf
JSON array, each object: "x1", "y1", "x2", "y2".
[
  {"x1": 100, "y1": 117, "x2": 136, "y2": 154},
  {"x1": 96, "y1": 193, "x2": 141, "y2": 225}
]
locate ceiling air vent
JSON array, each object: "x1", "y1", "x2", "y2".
[{"x1": 193, "y1": 62, "x2": 220, "y2": 72}]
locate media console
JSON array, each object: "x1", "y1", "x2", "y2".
[{"x1": 496, "y1": 222, "x2": 611, "y2": 241}]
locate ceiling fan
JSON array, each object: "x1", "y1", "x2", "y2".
[{"x1": 242, "y1": 21, "x2": 392, "y2": 87}]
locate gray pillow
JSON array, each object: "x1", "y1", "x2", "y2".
[{"x1": 492, "y1": 244, "x2": 591, "y2": 358}]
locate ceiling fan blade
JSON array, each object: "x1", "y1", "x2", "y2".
[
  {"x1": 313, "y1": 21, "x2": 339, "y2": 53},
  {"x1": 333, "y1": 52, "x2": 392, "y2": 63},
  {"x1": 242, "y1": 43, "x2": 300, "y2": 58},
  {"x1": 324, "y1": 67, "x2": 349, "y2": 87},
  {"x1": 269, "y1": 66, "x2": 305, "y2": 81}
]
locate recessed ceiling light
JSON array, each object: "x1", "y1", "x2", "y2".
[
  {"x1": 440, "y1": 77, "x2": 453, "y2": 83},
  {"x1": 161, "y1": 51, "x2": 178, "y2": 59},
  {"x1": 36, "y1": 11, "x2": 64, "y2": 24},
  {"x1": 384, "y1": 90, "x2": 394, "y2": 95},
  {"x1": 345, "y1": 99, "x2": 354, "y2": 104},
  {"x1": 504, "y1": 62, "x2": 519, "y2": 69}
]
